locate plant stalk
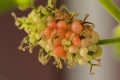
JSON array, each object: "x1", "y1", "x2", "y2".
[
  {"x1": 98, "y1": 0, "x2": 120, "y2": 23},
  {"x1": 97, "y1": 37, "x2": 120, "y2": 45}
]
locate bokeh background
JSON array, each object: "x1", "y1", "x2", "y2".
[{"x1": 0, "y1": 0, "x2": 120, "y2": 80}]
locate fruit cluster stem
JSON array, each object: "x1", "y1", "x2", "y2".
[{"x1": 97, "y1": 37, "x2": 120, "y2": 45}]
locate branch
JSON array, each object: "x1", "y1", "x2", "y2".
[{"x1": 98, "y1": 0, "x2": 120, "y2": 23}]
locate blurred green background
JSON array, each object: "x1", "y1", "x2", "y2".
[{"x1": 0, "y1": 0, "x2": 33, "y2": 14}]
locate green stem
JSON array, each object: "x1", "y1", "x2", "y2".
[
  {"x1": 97, "y1": 37, "x2": 120, "y2": 45},
  {"x1": 98, "y1": 0, "x2": 120, "y2": 23}
]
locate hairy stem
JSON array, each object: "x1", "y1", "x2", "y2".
[{"x1": 98, "y1": 0, "x2": 120, "y2": 23}]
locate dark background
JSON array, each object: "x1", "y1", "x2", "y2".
[{"x1": 0, "y1": 0, "x2": 64, "y2": 80}]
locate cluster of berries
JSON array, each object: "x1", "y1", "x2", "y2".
[{"x1": 12, "y1": 0, "x2": 102, "y2": 74}]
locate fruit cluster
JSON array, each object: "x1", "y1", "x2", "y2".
[{"x1": 12, "y1": 0, "x2": 102, "y2": 74}]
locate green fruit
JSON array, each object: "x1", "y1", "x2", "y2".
[
  {"x1": 93, "y1": 46, "x2": 102, "y2": 57},
  {"x1": 41, "y1": 7, "x2": 49, "y2": 15},
  {"x1": 113, "y1": 25, "x2": 120, "y2": 37},
  {"x1": 15, "y1": 0, "x2": 34, "y2": 10},
  {"x1": 113, "y1": 25, "x2": 120, "y2": 58},
  {"x1": 15, "y1": 0, "x2": 33, "y2": 5}
]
